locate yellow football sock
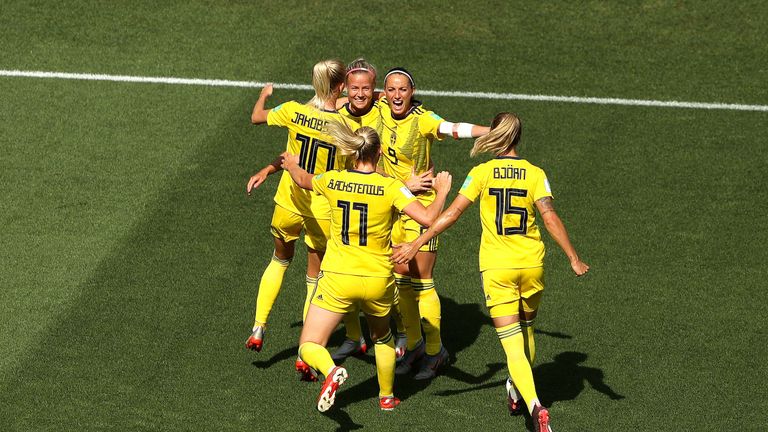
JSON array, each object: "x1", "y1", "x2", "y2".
[
  {"x1": 253, "y1": 255, "x2": 291, "y2": 328},
  {"x1": 392, "y1": 290, "x2": 406, "y2": 335},
  {"x1": 374, "y1": 330, "x2": 396, "y2": 397},
  {"x1": 342, "y1": 306, "x2": 363, "y2": 341},
  {"x1": 302, "y1": 275, "x2": 318, "y2": 321},
  {"x1": 298, "y1": 342, "x2": 336, "y2": 377},
  {"x1": 395, "y1": 273, "x2": 422, "y2": 350},
  {"x1": 521, "y1": 318, "x2": 536, "y2": 365},
  {"x1": 497, "y1": 322, "x2": 539, "y2": 413},
  {"x1": 413, "y1": 280, "x2": 441, "y2": 355}
]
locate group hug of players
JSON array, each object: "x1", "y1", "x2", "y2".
[{"x1": 244, "y1": 58, "x2": 589, "y2": 432}]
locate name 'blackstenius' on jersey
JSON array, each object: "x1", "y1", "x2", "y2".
[{"x1": 327, "y1": 179, "x2": 386, "y2": 196}]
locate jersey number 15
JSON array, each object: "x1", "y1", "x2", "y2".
[{"x1": 488, "y1": 188, "x2": 528, "y2": 235}]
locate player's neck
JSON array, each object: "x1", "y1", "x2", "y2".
[
  {"x1": 353, "y1": 161, "x2": 376, "y2": 173},
  {"x1": 322, "y1": 100, "x2": 337, "y2": 111},
  {"x1": 348, "y1": 103, "x2": 372, "y2": 117},
  {"x1": 502, "y1": 149, "x2": 519, "y2": 158}
]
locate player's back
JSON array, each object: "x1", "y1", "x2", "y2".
[
  {"x1": 267, "y1": 101, "x2": 348, "y2": 218},
  {"x1": 311, "y1": 169, "x2": 416, "y2": 277},
  {"x1": 459, "y1": 157, "x2": 553, "y2": 270}
]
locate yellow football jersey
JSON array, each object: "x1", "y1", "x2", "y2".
[
  {"x1": 458, "y1": 157, "x2": 553, "y2": 270},
  {"x1": 311, "y1": 169, "x2": 417, "y2": 277},
  {"x1": 338, "y1": 101, "x2": 381, "y2": 131},
  {"x1": 376, "y1": 98, "x2": 444, "y2": 204},
  {"x1": 267, "y1": 101, "x2": 348, "y2": 219}
]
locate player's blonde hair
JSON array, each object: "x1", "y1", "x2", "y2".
[
  {"x1": 325, "y1": 120, "x2": 380, "y2": 164},
  {"x1": 308, "y1": 59, "x2": 346, "y2": 110},
  {"x1": 470, "y1": 112, "x2": 522, "y2": 157},
  {"x1": 346, "y1": 58, "x2": 377, "y2": 82}
]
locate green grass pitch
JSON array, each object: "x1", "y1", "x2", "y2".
[{"x1": 1, "y1": 1, "x2": 767, "y2": 430}]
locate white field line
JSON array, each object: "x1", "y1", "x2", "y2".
[{"x1": 1, "y1": 69, "x2": 767, "y2": 112}]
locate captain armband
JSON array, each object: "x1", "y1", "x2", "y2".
[{"x1": 438, "y1": 121, "x2": 475, "y2": 139}]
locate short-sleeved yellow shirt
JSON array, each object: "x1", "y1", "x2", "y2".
[
  {"x1": 376, "y1": 98, "x2": 444, "y2": 205},
  {"x1": 312, "y1": 169, "x2": 417, "y2": 277},
  {"x1": 459, "y1": 156, "x2": 553, "y2": 270},
  {"x1": 267, "y1": 101, "x2": 348, "y2": 219}
]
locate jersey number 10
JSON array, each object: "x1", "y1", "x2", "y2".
[
  {"x1": 338, "y1": 200, "x2": 369, "y2": 246},
  {"x1": 296, "y1": 133, "x2": 336, "y2": 174},
  {"x1": 488, "y1": 188, "x2": 528, "y2": 235}
]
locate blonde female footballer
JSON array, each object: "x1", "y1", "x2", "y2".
[
  {"x1": 246, "y1": 58, "x2": 389, "y2": 363},
  {"x1": 283, "y1": 120, "x2": 452, "y2": 412},
  {"x1": 392, "y1": 112, "x2": 589, "y2": 432},
  {"x1": 245, "y1": 59, "x2": 348, "y2": 380}
]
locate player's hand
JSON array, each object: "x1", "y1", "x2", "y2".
[
  {"x1": 247, "y1": 171, "x2": 268, "y2": 195},
  {"x1": 246, "y1": 163, "x2": 278, "y2": 195},
  {"x1": 391, "y1": 242, "x2": 419, "y2": 264},
  {"x1": 431, "y1": 171, "x2": 452, "y2": 195},
  {"x1": 570, "y1": 259, "x2": 590, "y2": 276},
  {"x1": 405, "y1": 168, "x2": 433, "y2": 194},
  {"x1": 260, "y1": 83, "x2": 273, "y2": 99},
  {"x1": 280, "y1": 152, "x2": 299, "y2": 171}
]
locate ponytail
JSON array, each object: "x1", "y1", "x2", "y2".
[
  {"x1": 308, "y1": 59, "x2": 346, "y2": 110},
  {"x1": 470, "y1": 112, "x2": 522, "y2": 157}
]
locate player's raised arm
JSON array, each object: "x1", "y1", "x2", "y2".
[
  {"x1": 437, "y1": 121, "x2": 490, "y2": 139},
  {"x1": 250, "y1": 83, "x2": 274, "y2": 125},
  {"x1": 535, "y1": 196, "x2": 590, "y2": 276},
  {"x1": 280, "y1": 152, "x2": 314, "y2": 191}
]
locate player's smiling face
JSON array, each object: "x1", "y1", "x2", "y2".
[
  {"x1": 346, "y1": 72, "x2": 375, "y2": 113},
  {"x1": 384, "y1": 74, "x2": 414, "y2": 118}
]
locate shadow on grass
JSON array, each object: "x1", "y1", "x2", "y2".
[
  {"x1": 432, "y1": 350, "x2": 624, "y2": 408},
  {"x1": 535, "y1": 351, "x2": 625, "y2": 407},
  {"x1": 440, "y1": 296, "x2": 491, "y2": 355},
  {"x1": 251, "y1": 345, "x2": 297, "y2": 368},
  {"x1": 322, "y1": 408, "x2": 364, "y2": 431}
]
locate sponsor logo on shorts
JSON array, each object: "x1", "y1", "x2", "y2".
[
  {"x1": 486, "y1": 294, "x2": 491, "y2": 301},
  {"x1": 316, "y1": 294, "x2": 324, "y2": 301}
]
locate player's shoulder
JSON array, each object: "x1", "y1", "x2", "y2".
[
  {"x1": 518, "y1": 158, "x2": 547, "y2": 176},
  {"x1": 313, "y1": 169, "x2": 341, "y2": 181},
  {"x1": 470, "y1": 158, "x2": 498, "y2": 174},
  {"x1": 380, "y1": 174, "x2": 411, "y2": 193},
  {"x1": 273, "y1": 100, "x2": 301, "y2": 112},
  {"x1": 375, "y1": 98, "x2": 390, "y2": 114}
]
